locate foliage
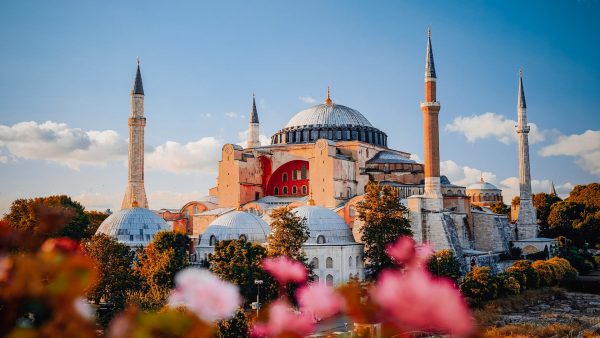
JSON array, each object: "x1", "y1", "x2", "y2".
[
  {"x1": 209, "y1": 240, "x2": 277, "y2": 308},
  {"x1": 560, "y1": 245, "x2": 595, "y2": 273},
  {"x1": 3, "y1": 195, "x2": 93, "y2": 241},
  {"x1": 356, "y1": 182, "x2": 412, "y2": 279},
  {"x1": 427, "y1": 249, "x2": 461, "y2": 283},
  {"x1": 531, "y1": 257, "x2": 577, "y2": 287},
  {"x1": 566, "y1": 183, "x2": 600, "y2": 211},
  {"x1": 460, "y1": 266, "x2": 498, "y2": 305},
  {"x1": 532, "y1": 192, "x2": 562, "y2": 236},
  {"x1": 267, "y1": 207, "x2": 309, "y2": 262},
  {"x1": 153, "y1": 231, "x2": 192, "y2": 273},
  {"x1": 511, "y1": 196, "x2": 520, "y2": 206},
  {"x1": 506, "y1": 260, "x2": 539, "y2": 290},
  {"x1": 482, "y1": 323, "x2": 595, "y2": 338},
  {"x1": 496, "y1": 273, "x2": 521, "y2": 296},
  {"x1": 489, "y1": 201, "x2": 510, "y2": 216},
  {"x1": 107, "y1": 307, "x2": 214, "y2": 338},
  {"x1": 84, "y1": 234, "x2": 137, "y2": 325},
  {"x1": 215, "y1": 309, "x2": 249, "y2": 338},
  {"x1": 84, "y1": 210, "x2": 109, "y2": 237}
]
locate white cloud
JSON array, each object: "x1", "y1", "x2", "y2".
[
  {"x1": 146, "y1": 137, "x2": 223, "y2": 174},
  {"x1": 498, "y1": 177, "x2": 573, "y2": 202},
  {"x1": 440, "y1": 159, "x2": 497, "y2": 187},
  {"x1": 0, "y1": 121, "x2": 127, "y2": 169},
  {"x1": 445, "y1": 112, "x2": 546, "y2": 144},
  {"x1": 299, "y1": 96, "x2": 316, "y2": 104},
  {"x1": 236, "y1": 130, "x2": 270, "y2": 147},
  {"x1": 540, "y1": 130, "x2": 600, "y2": 176},
  {"x1": 225, "y1": 112, "x2": 245, "y2": 119},
  {"x1": 76, "y1": 190, "x2": 207, "y2": 211}
]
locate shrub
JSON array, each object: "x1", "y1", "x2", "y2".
[
  {"x1": 460, "y1": 266, "x2": 497, "y2": 305},
  {"x1": 507, "y1": 260, "x2": 540, "y2": 290},
  {"x1": 496, "y1": 273, "x2": 521, "y2": 296},
  {"x1": 427, "y1": 249, "x2": 461, "y2": 283},
  {"x1": 532, "y1": 257, "x2": 577, "y2": 286}
]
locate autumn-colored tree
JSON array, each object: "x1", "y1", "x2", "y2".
[
  {"x1": 267, "y1": 207, "x2": 309, "y2": 261},
  {"x1": 489, "y1": 201, "x2": 510, "y2": 216},
  {"x1": 4, "y1": 195, "x2": 93, "y2": 241},
  {"x1": 459, "y1": 266, "x2": 497, "y2": 305},
  {"x1": 511, "y1": 196, "x2": 520, "y2": 207},
  {"x1": 84, "y1": 210, "x2": 109, "y2": 237},
  {"x1": 84, "y1": 233, "x2": 137, "y2": 324},
  {"x1": 427, "y1": 249, "x2": 461, "y2": 283},
  {"x1": 547, "y1": 201, "x2": 585, "y2": 244},
  {"x1": 532, "y1": 192, "x2": 562, "y2": 236},
  {"x1": 566, "y1": 183, "x2": 600, "y2": 211},
  {"x1": 357, "y1": 182, "x2": 412, "y2": 279},
  {"x1": 215, "y1": 309, "x2": 249, "y2": 338},
  {"x1": 506, "y1": 260, "x2": 539, "y2": 290},
  {"x1": 210, "y1": 239, "x2": 277, "y2": 308}
]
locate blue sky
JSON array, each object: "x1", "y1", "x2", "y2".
[{"x1": 1, "y1": 0, "x2": 599, "y2": 213}]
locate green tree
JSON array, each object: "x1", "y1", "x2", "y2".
[
  {"x1": 209, "y1": 240, "x2": 277, "y2": 308},
  {"x1": 489, "y1": 201, "x2": 510, "y2": 216},
  {"x1": 4, "y1": 195, "x2": 92, "y2": 241},
  {"x1": 84, "y1": 234, "x2": 137, "y2": 325},
  {"x1": 267, "y1": 207, "x2": 309, "y2": 261},
  {"x1": 356, "y1": 182, "x2": 412, "y2": 279},
  {"x1": 427, "y1": 249, "x2": 461, "y2": 283},
  {"x1": 547, "y1": 201, "x2": 585, "y2": 245},
  {"x1": 153, "y1": 231, "x2": 192, "y2": 273},
  {"x1": 532, "y1": 192, "x2": 562, "y2": 236}
]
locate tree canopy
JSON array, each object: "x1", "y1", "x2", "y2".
[
  {"x1": 356, "y1": 182, "x2": 412, "y2": 279},
  {"x1": 427, "y1": 249, "x2": 461, "y2": 283},
  {"x1": 267, "y1": 207, "x2": 309, "y2": 262}
]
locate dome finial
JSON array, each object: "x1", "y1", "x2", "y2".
[
  {"x1": 132, "y1": 200, "x2": 139, "y2": 208},
  {"x1": 308, "y1": 191, "x2": 315, "y2": 206},
  {"x1": 324, "y1": 86, "x2": 332, "y2": 105},
  {"x1": 480, "y1": 173, "x2": 484, "y2": 183}
]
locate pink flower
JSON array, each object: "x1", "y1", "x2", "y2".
[
  {"x1": 386, "y1": 236, "x2": 433, "y2": 268},
  {"x1": 372, "y1": 268, "x2": 473, "y2": 335},
  {"x1": 251, "y1": 300, "x2": 315, "y2": 337},
  {"x1": 296, "y1": 283, "x2": 343, "y2": 319},
  {"x1": 168, "y1": 268, "x2": 241, "y2": 322},
  {"x1": 262, "y1": 256, "x2": 307, "y2": 284}
]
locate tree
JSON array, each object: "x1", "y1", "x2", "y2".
[
  {"x1": 459, "y1": 266, "x2": 497, "y2": 305},
  {"x1": 267, "y1": 207, "x2": 309, "y2": 261},
  {"x1": 427, "y1": 249, "x2": 461, "y2": 283},
  {"x1": 489, "y1": 202, "x2": 510, "y2": 216},
  {"x1": 532, "y1": 193, "x2": 562, "y2": 236},
  {"x1": 547, "y1": 201, "x2": 585, "y2": 245},
  {"x1": 84, "y1": 234, "x2": 137, "y2": 325},
  {"x1": 566, "y1": 183, "x2": 600, "y2": 211},
  {"x1": 215, "y1": 310, "x2": 249, "y2": 338},
  {"x1": 84, "y1": 210, "x2": 109, "y2": 237},
  {"x1": 4, "y1": 195, "x2": 92, "y2": 241},
  {"x1": 356, "y1": 182, "x2": 412, "y2": 279},
  {"x1": 210, "y1": 240, "x2": 277, "y2": 308},
  {"x1": 153, "y1": 231, "x2": 192, "y2": 273}
]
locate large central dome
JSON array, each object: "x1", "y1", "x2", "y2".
[
  {"x1": 284, "y1": 103, "x2": 373, "y2": 129},
  {"x1": 271, "y1": 89, "x2": 387, "y2": 147}
]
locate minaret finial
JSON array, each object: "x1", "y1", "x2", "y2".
[
  {"x1": 324, "y1": 86, "x2": 332, "y2": 105},
  {"x1": 518, "y1": 67, "x2": 526, "y2": 109},
  {"x1": 249, "y1": 93, "x2": 259, "y2": 124},
  {"x1": 137, "y1": 56, "x2": 140, "y2": 66},
  {"x1": 132, "y1": 59, "x2": 144, "y2": 95},
  {"x1": 428, "y1": 25, "x2": 431, "y2": 38},
  {"x1": 425, "y1": 27, "x2": 436, "y2": 79}
]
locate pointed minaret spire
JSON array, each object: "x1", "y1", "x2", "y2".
[
  {"x1": 425, "y1": 26, "x2": 436, "y2": 79},
  {"x1": 549, "y1": 181, "x2": 557, "y2": 196},
  {"x1": 132, "y1": 58, "x2": 144, "y2": 95},
  {"x1": 324, "y1": 86, "x2": 332, "y2": 105},
  {"x1": 250, "y1": 93, "x2": 259, "y2": 123},
  {"x1": 246, "y1": 93, "x2": 261, "y2": 149},
  {"x1": 518, "y1": 68, "x2": 526, "y2": 109}
]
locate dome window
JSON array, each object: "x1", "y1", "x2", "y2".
[
  {"x1": 326, "y1": 257, "x2": 333, "y2": 269},
  {"x1": 311, "y1": 257, "x2": 319, "y2": 269},
  {"x1": 317, "y1": 235, "x2": 326, "y2": 244},
  {"x1": 209, "y1": 235, "x2": 217, "y2": 246},
  {"x1": 239, "y1": 234, "x2": 247, "y2": 242},
  {"x1": 348, "y1": 256, "x2": 353, "y2": 268},
  {"x1": 326, "y1": 274, "x2": 333, "y2": 286}
]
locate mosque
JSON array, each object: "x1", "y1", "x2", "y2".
[{"x1": 96, "y1": 29, "x2": 557, "y2": 283}]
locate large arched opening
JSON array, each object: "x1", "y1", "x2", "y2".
[{"x1": 266, "y1": 160, "x2": 309, "y2": 197}]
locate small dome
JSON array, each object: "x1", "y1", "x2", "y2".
[
  {"x1": 467, "y1": 178, "x2": 500, "y2": 191},
  {"x1": 96, "y1": 207, "x2": 170, "y2": 247},
  {"x1": 198, "y1": 211, "x2": 270, "y2": 246},
  {"x1": 292, "y1": 205, "x2": 355, "y2": 244}
]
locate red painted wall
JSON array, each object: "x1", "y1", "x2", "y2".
[{"x1": 266, "y1": 160, "x2": 310, "y2": 197}]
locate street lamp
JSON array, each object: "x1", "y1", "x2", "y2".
[
  {"x1": 254, "y1": 279, "x2": 263, "y2": 317},
  {"x1": 436, "y1": 256, "x2": 442, "y2": 276}
]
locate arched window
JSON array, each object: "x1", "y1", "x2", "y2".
[
  {"x1": 302, "y1": 186, "x2": 307, "y2": 195},
  {"x1": 447, "y1": 190, "x2": 453, "y2": 196},
  {"x1": 326, "y1": 257, "x2": 333, "y2": 269},
  {"x1": 283, "y1": 186, "x2": 288, "y2": 194},
  {"x1": 209, "y1": 235, "x2": 217, "y2": 246},
  {"x1": 193, "y1": 205, "x2": 199, "y2": 214},
  {"x1": 301, "y1": 165, "x2": 307, "y2": 179},
  {"x1": 317, "y1": 235, "x2": 326, "y2": 244},
  {"x1": 239, "y1": 234, "x2": 247, "y2": 241},
  {"x1": 311, "y1": 257, "x2": 319, "y2": 269},
  {"x1": 282, "y1": 173, "x2": 288, "y2": 182},
  {"x1": 292, "y1": 186, "x2": 297, "y2": 194},
  {"x1": 349, "y1": 256, "x2": 353, "y2": 268},
  {"x1": 274, "y1": 187, "x2": 279, "y2": 195},
  {"x1": 356, "y1": 256, "x2": 361, "y2": 268},
  {"x1": 326, "y1": 274, "x2": 334, "y2": 286}
]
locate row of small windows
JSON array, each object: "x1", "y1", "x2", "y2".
[
  {"x1": 127, "y1": 234, "x2": 151, "y2": 242},
  {"x1": 273, "y1": 185, "x2": 308, "y2": 195},
  {"x1": 208, "y1": 234, "x2": 248, "y2": 246},
  {"x1": 271, "y1": 127, "x2": 387, "y2": 147},
  {"x1": 282, "y1": 167, "x2": 308, "y2": 182},
  {"x1": 470, "y1": 194, "x2": 503, "y2": 202},
  {"x1": 311, "y1": 256, "x2": 362, "y2": 269},
  {"x1": 313, "y1": 274, "x2": 334, "y2": 286}
]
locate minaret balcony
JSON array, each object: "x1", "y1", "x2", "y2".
[{"x1": 420, "y1": 101, "x2": 441, "y2": 107}]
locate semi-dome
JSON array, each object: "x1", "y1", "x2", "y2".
[
  {"x1": 292, "y1": 205, "x2": 355, "y2": 244},
  {"x1": 96, "y1": 207, "x2": 170, "y2": 247},
  {"x1": 271, "y1": 90, "x2": 387, "y2": 147},
  {"x1": 198, "y1": 210, "x2": 270, "y2": 246}
]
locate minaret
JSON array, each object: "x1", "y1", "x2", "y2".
[
  {"x1": 421, "y1": 27, "x2": 443, "y2": 204},
  {"x1": 516, "y1": 69, "x2": 537, "y2": 238},
  {"x1": 246, "y1": 94, "x2": 261, "y2": 148},
  {"x1": 121, "y1": 59, "x2": 148, "y2": 209},
  {"x1": 549, "y1": 181, "x2": 557, "y2": 196}
]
